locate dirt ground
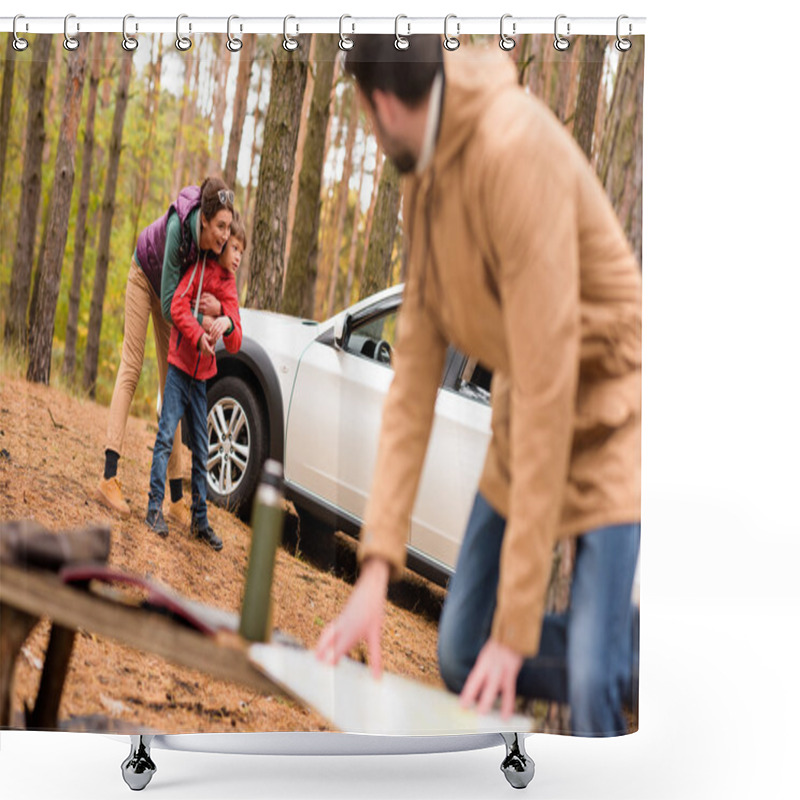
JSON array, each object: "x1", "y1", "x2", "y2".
[{"x1": 0, "y1": 370, "x2": 445, "y2": 734}]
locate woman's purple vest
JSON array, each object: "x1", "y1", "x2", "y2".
[{"x1": 135, "y1": 185, "x2": 201, "y2": 296}]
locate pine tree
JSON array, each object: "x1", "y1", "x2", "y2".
[
  {"x1": 27, "y1": 37, "x2": 88, "y2": 384},
  {"x1": 282, "y1": 35, "x2": 339, "y2": 319},
  {"x1": 4, "y1": 34, "x2": 52, "y2": 353},
  {"x1": 82, "y1": 53, "x2": 133, "y2": 396},
  {"x1": 246, "y1": 36, "x2": 309, "y2": 311}
]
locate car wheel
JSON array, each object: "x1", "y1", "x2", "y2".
[{"x1": 206, "y1": 376, "x2": 265, "y2": 516}]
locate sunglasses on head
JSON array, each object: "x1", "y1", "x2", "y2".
[{"x1": 217, "y1": 190, "x2": 235, "y2": 207}]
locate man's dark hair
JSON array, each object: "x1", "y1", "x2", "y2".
[{"x1": 344, "y1": 35, "x2": 443, "y2": 109}]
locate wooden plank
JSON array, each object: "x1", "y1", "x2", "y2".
[{"x1": 0, "y1": 564, "x2": 294, "y2": 702}]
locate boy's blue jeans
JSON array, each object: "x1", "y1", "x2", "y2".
[
  {"x1": 438, "y1": 493, "x2": 640, "y2": 736},
  {"x1": 148, "y1": 364, "x2": 209, "y2": 530}
]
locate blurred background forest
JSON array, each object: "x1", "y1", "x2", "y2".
[{"x1": 0, "y1": 32, "x2": 642, "y2": 418}]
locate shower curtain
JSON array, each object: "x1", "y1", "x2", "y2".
[{"x1": 0, "y1": 27, "x2": 643, "y2": 740}]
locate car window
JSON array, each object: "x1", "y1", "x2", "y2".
[
  {"x1": 345, "y1": 309, "x2": 400, "y2": 368},
  {"x1": 457, "y1": 357, "x2": 492, "y2": 405}
]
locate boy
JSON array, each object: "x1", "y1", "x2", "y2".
[{"x1": 145, "y1": 214, "x2": 245, "y2": 550}]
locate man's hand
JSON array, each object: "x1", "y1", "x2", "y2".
[
  {"x1": 198, "y1": 332, "x2": 215, "y2": 357},
  {"x1": 198, "y1": 292, "x2": 222, "y2": 317},
  {"x1": 459, "y1": 638, "x2": 523, "y2": 720},
  {"x1": 207, "y1": 315, "x2": 230, "y2": 343},
  {"x1": 315, "y1": 557, "x2": 390, "y2": 679}
]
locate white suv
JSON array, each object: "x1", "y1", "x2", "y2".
[{"x1": 204, "y1": 285, "x2": 491, "y2": 586}]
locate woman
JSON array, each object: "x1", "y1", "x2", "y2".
[{"x1": 96, "y1": 177, "x2": 234, "y2": 525}]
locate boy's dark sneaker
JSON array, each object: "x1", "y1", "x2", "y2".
[
  {"x1": 145, "y1": 509, "x2": 169, "y2": 538},
  {"x1": 194, "y1": 523, "x2": 223, "y2": 551}
]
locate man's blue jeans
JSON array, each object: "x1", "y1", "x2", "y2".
[
  {"x1": 438, "y1": 493, "x2": 640, "y2": 736},
  {"x1": 148, "y1": 364, "x2": 209, "y2": 530}
]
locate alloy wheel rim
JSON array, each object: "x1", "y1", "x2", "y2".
[{"x1": 207, "y1": 397, "x2": 251, "y2": 496}]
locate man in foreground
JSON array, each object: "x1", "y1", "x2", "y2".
[{"x1": 316, "y1": 36, "x2": 642, "y2": 736}]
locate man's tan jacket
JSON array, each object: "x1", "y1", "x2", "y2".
[{"x1": 359, "y1": 46, "x2": 642, "y2": 657}]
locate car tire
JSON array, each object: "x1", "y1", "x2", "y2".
[{"x1": 205, "y1": 376, "x2": 266, "y2": 517}]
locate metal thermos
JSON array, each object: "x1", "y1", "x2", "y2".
[{"x1": 239, "y1": 459, "x2": 284, "y2": 642}]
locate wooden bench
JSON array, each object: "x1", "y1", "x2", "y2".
[{"x1": 0, "y1": 561, "x2": 293, "y2": 729}]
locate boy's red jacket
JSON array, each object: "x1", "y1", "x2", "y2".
[{"x1": 169, "y1": 257, "x2": 242, "y2": 380}]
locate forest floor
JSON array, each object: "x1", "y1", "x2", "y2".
[{"x1": 0, "y1": 368, "x2": 446, "y2": 734}]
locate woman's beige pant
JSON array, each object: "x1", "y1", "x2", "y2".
[{"x1": 105, "y1": 259, "x2": 183, "y2": 480}]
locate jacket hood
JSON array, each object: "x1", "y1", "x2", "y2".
[
  {"x1": 434, "y1": 46, "x2": 519, "y2": 171},
  {"x1": 174, "y1": 185, "x2": 201, "y2": 228}
]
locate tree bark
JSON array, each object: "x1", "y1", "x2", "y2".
[
  {"x1": 357, "y1": 141, "x2": 384, "y2": 297},
  {"x1": 82, "y1": 53, "x2": 133, "y2": 396},
  {"x1": 171, "y1": 50, "x2": 194, "y2": 199},
  {"x1": 209, "y1": 36, "x2": 232, "y2": 173},
  {"x1": 285, "y1": 35, "x2": 318, "y2": 274},
  {"x1": 572, "y1": 36, "x2": 608, "y2": 160},
  {"x1": 27, "y1": 37, "x2": 88, "y2": 384},
  {"x1": 4, "y1": 34, "x2": 52, "y2": 353},
  {"x1": 63, "y1": 32, "x2": 105, "y2": 381},
  {"x1": 325, "y1": 88, "x2": 359, "y2": 316},
  {"x1": 0, "y1": 36, "x2": 16, "y2": 199},
  {"x1": 358, "y1": 157, "x2": 401, "y2": 300},
  {"x1": 282, "y1": 34, "x2": 339, "y2": 319},
  {"x1": 344, "y1": 134, "x2": 370, "y2": 306},
  {"x1": 223, "y1": 34, "x2": 255, "y2": 190},
  {"x1": 596, "y1": 40, "x2": 644, "y2": 266},
  {"x1": 246, "y1": 36, "x2": 309, "y2": 311},
  {"x1": 129, "y1": 33, "x2": 163, "y2": 255}
]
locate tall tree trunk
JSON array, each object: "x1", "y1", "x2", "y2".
[
  {"x1": 209, "y1": 37, "x2": 232, "y2": 173},
  {"x1": 130, "y1": 33, "x2": 163, "y2": 254},
  {"x1": 0, "y1": 36, "x2": 16, "y2": 199},
  {"x1": 285, "y1": 35, "x2": 318, "y2": 273},
  {"x1": 82, "y1": 53, "x2": 133, "y2": 397},
  {"x1": 282, "y1": 34, "x2": 339, "y2": 319},
  {"x1": 101, "y1": 34, "x2": 116, "y2": 107},
  {"x1": 325, "y1": 89, "x2": 359, "y2": 316},
  {"x1": 596, "y1": 40, "x2": 644, "y2": 266},
  {"x1": 224, "y1": 34, "x2": 255, "y2": 190},
  {"x1": 42, "y1": 46, "x2": 63, "y2": 168},
  {"x1": 344, "y1": 135, "x2": 370, "y2": 305},
  {"x1": 63, "y1": 32, "x2": 105, "y2": 381},
  {"x1": 572, "y1": 36, "x2": 607, "y2": 160},
  {"x1": 246, "y1": 36, "x2": 309, "y2": 311},
  {"x1": 358, "y1": 158, "x2": 401, "y2": 300},
  {"x1": 243, "y1": 60, "x2": 266, "y2": 217},
  {"x1": 315, "y1": 85, "x2": 346, "y2": 317},
  {"x1": 4, "y1": 34, "x2": 52, "y2": 353},
  {"x1": 358, "y1": 142, "x2": 384, "y2": 295},
  {"x1": 27, "y1": 39, "x2": 88, "y2": 384},
  {"x1": 171, "y1": 50, "x2": 194, "y2": 198}
]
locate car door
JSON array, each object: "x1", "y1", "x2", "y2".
[
  {"x1": 284, "y1": 295, "x2": 402, "y2": 522},
  {"x1": 408, "y1": 356, "x2": 492, "y2": 571}
]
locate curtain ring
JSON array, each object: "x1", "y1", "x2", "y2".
[
  {"x1": 394, "y1": 15, "x2": 410, "y2": 51},
  {"x1": 63, "y1": 13, "x2": 80, "y2": 51},
  {"x1": 443, "y1": 14, "x2": 460, "y2": 51},
  {"x1": 227, "y1": 15, "x2": 243, "y2": 52},
  {"x1": 339, "y1": 14, "x2": 354, "y2": 51},
  {"x1": 283, "y1": 15, "x2": 299, "y2": 51},
  {"x1": 12, "y1": 15, "x2": 29, "y2": 51},
  {"x1": 499, "y1": 14, "x2": 515, "y2": 51},
  {"x1": 122, "y1": 15, "x2": 138, "y2": 51},
  {"x1": 615, "y1": 15, "x2": 632, "y2": 52},
  {"x1": 554, "y1": 14, "x2": 570, "y2": 51},
  {"x1": 175, "y1": 14, "x2": 192, "y2": 51}
]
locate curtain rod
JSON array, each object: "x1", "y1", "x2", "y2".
[{"x1": 0, "y1": 16, "x2": 646, "y2": 37}]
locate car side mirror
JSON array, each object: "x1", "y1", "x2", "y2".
[{"x1": 333, "y1": 314, "x2": 351, "y2": 350}]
